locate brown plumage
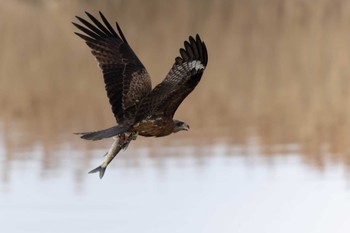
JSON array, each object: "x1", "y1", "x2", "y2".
[{"x1": 73, "y1": 12, "x2": 208, "y2": 178}]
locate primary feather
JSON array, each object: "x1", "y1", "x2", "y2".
[
  {"x1": 73, "y1": 11, "x2": 152, "y2": 124},
  {"x1": 134, "y1": 34, "x2": 208, "y2": 121}
]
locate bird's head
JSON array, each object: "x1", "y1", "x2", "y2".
[{"x1": 173, "y1": 120, "x2": 190, "y2": 133}]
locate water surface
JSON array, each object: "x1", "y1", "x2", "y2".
[{"x1": 1, "y1": 140, "x2": 349, "y2": 233}]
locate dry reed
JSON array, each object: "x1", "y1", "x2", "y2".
[{"x1": 1, "y1": 0, "x2": 350, "y2": 170}]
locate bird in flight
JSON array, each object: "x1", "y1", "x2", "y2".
[{"x1": 73, "y1": 12, "x2": 208, "y2": 178}]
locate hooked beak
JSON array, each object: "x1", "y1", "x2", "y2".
[{"x1": 183, "y1": 124, "x2": 190, "y2": 131}]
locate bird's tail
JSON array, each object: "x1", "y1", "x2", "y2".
[{"x1": 75, "y1": 125, "x2": 130, "y2": 141}]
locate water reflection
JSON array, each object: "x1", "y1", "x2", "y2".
[
  {"x1": 2, "y1": 122, "x2": 350, "y2": 184},
  {"x1": 1, "y1": 141, "x2": 350, "y2": 233}
]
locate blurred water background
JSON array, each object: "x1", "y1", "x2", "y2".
[{"x1": 1, "y1": 0, "x2": 350, "y2": 232}]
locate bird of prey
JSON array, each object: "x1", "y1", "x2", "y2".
[{"x1": 73, "y1": 12, "x2": 208, "y2": 178}]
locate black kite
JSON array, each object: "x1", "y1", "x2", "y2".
[{"x1": 73, "y1": 12, "x2": 208, "y2": 178}]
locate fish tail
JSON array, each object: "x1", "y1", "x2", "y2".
[{"x1": 88, "y1": 165, "x2": 107, "y2": 179}]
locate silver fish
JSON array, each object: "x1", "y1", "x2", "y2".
[{"x1": 88, "y1": 132, "x2": 137, "y2": 179}]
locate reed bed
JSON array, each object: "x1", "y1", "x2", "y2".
[{"x1": 1, "y1": 0, "x2": 350, "y2": 170}]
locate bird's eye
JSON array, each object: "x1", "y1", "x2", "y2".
[{"x1": 176, "y1": 122, "x2": 183, "y2": 127}]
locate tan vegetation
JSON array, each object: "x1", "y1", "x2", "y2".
[{"x1": 1, "y1": 0, "x2": 350, "y2": 170}]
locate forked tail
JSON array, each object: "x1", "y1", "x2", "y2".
[{"x1": 88, "y1": 166, "x2": 107, "y2": 179}]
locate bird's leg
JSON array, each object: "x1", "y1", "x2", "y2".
[
  {"x1": 121, "y1": 132, "x2": 138, "y2": 150},
  {"x1": 118, "y1": 133, "x2": 128, "y2": 149},
  {"x1": 130, "y1": 132, "x2": 138, "y2": 140}
]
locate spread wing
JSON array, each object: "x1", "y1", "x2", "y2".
[
  {"x1": 135, "y1": 34, "x2": 208, "y2": 122},
  {"x1": 73, "y1": 11, "x2": 152, "y2": 123}
]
